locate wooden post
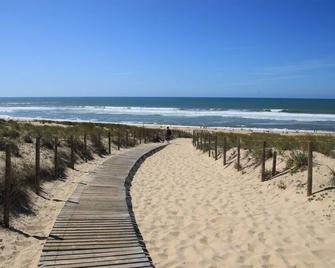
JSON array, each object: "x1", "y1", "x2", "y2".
[
  {"x1": 193, "y1": 131, "x2": 196, "y2": 146},
  {"x1": 126, "y1": 131, "x2": 129, "y2": 147},
  {"x1": 35, "y1": 136, "x2": 40, "y2": 195},
  {"x1": 117, "y1": 132, "x2": 121, "y2": 150},
  {"x1": 261, "y1": 141, "x2": 266, "y2": 182},
  {"x1": 307, "y1": 141, "x2": 313, "y2": 196},
  {"x1": 214, "y1": 134, "x2": 218, "y2": 160},
  {"x1": 108, "y1": 132, "x2": 111, "y2": 154},
  {"x1": 4, "y1": 144, "x2": 11, "y2": 228},
  {"x1": 223, "y1": 137, "x2": 227, "y2": 165},
  {"x1": 237, "y1": 138, "x2": 241, "y2": 170},
  {"x1": 139, "y1": 130, "x2": 142, "y2": 144},
  {"x1": 195, "y1": 132, "x2": 197, "y2": 148},
  {"x1": 193, "y1": 130, "x2": 197, "y2": 147},
  {"x1": 202, "y1": 133, "x2": 206, "y2": 152},
  {"x1": 70, "y1": 135, "x2": 75, "y2": 169},
  {"x1": 133, "y1": 132, "x2": 136, "y2": 146},
  {"x1": 54, "y1": 137, "x2": 58, "y2": 177},
  {"x1": 196, "y1": 133, "x2": 199, "y2": 149},
  {"x1": 208, "y1": 134, "x2": 211, "y2": 157},
  {"x1": 272, "y1": 150, "x2": 277, "y2": 177},
  {"x1": 84, "y1": 133, "x2": 87, "y2": 162},
  {"x1": 200, "y1": 133, "x2": 203, "y2": 150}
]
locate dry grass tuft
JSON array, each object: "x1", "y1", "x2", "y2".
[{"x1": 286, "y1": 151, "x2": 308, "y2": 173}]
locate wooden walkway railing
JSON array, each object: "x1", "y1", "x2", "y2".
[{"x1": 39, "y1": 143, "x2": 165, "y2": 268}]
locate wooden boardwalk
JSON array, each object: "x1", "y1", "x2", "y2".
[{"x1": 39, "y1": 143, "x2": 165, "y2": 268}]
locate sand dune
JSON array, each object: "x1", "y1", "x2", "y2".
[{"x1": 132, "y1": 138, "x2": 335, "y2": 268}]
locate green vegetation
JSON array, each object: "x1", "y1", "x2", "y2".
[
  {"x1": 197, "y1": 130, "x2": 335, "y2": 158},
  {"x1": 286, "y1": 151, "x2": 308, "y2": 173},
  {"x1": 0, "y1": 119, "x2": 191, "y2": 217}
]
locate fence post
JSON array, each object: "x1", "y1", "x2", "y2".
[
  {"x1": 200, "y1": 133, "x2": 203, "y2": 150},
  {"x1": 54, "y1": 137, "x2": 58, "y2": 177},
  {"x1": 307, "y1": 141, "x2": 313, "y2": 196},
  {"x1": 133, "y1": 132, "x2": 136, "y2": 146},
  {"x1": 117, "y1": 131, "x2": 121, "y2": 150},
  {"x1": 195, "y1": 132, "x2": 197, "y2": 148},
  {"x1": 126, "y1": 131, "x2": 129, "y2": 147},
  {"x1": 223, "y1": 137, "x2": 227, "y2": 165},
  {"x1": 261, "y1": 141, "x2": 266, "y2": 182},
  {"x1": 70, "y1": 135, "x2": 75, "y2": 169},
  {"x1": 236, "y1": 138, "x2": 241, "y2": 170},
  {"x1": 215, "y1": 134, "x2": 218, "y2": 160},
  {"x1": 84, "y1": 133, "x2": 87, "y2": 162},
  {"x1": 108, "y1": 132, "x2": 111, "y2": 154},
  {"x1": 196, "y1": 133, "x2": 199, "y2": 149},
  {"x1": 35, "y1": 136, "x2": 41, "y2": 195},
  {"x1": 4, "y1": 144, "x2": 11, "y2": 228},
  {"x1": 272, "y1": 150, "x2": 277, "y2": 177},
  {"x1": 208, "y1": 134, "x2": 211, "y2": 157},
  {"x1": 197, "y1": 132, "x2": 199, "y2": 149}
]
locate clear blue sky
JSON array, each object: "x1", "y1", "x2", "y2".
[{"x1": 0, "y1": 0, "x2": 335, "y2": 98}]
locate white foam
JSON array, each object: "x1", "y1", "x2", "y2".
[{"x1": 0, "y1": 105, "x2": 335, "y2": 122}]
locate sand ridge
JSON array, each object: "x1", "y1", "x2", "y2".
[{"x1": 131, "y1": 138, "x2": 335, "y2": 268}]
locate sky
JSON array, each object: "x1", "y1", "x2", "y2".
[{"x1": 0, "y1": 0, "x2": 335, "y2": 98}]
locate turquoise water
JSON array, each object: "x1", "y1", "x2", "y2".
[{"x1": 0, "y1": 97, "x2": 334, "y2": 131}]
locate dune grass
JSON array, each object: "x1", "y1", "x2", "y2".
[
  {"x1": 198, "y1": 130, "x2": 335, "y2": 158},
  {"x1": 0, "y1": 119, "x2": 191, "y2": 218}
]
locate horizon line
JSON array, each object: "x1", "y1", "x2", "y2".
[{"x1": 0, "y1": 96, "x2": 335, "y2": 100}]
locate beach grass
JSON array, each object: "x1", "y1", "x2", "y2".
[
  {"x1": 205, "y1": 131, "x2": 335, "y2": 158},
  {"x1": 0, "y1": 119, "x2": 190, "y2": 218}
]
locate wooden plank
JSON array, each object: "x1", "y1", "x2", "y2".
[
  {"x1": 39, "y1": 143, "x2": 164, "y2": 268},
  {"x1": 40, "y1": 256, "x2": 151, "y2": 266},
  {"x1": 40, "y1": 252, "x2": 146, "y2": 262},
  {"x1": 41, "y1": 247, "x2": 145, "y2": 257},
  {"x1": 40, "y1": 260, "x2": 153, "y2": 268}
]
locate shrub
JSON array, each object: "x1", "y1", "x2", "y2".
[
  {"x1": 23, "y1": 135, "x2": 33, "y2": 143},
  {"x1": 249, "y1": 148, "x2": 273, "y2": 165},
  {"x1": 90, "y1": 133, "x2": 107, "y2": 156},
  {"x1": 0, "y1": 165, "x2": 33, "y2": 216},
  {"x1": 41, "y1": 137, "x2": 55, "y2": 149},
  {"x1": 0, "y1": 138, "x2": 20, "y2": 157},
  {"x1": 72, "y1": 137, "x2": 93, "y2": 161},
  {"x1": 2, "y1": 127, "x2": 20, "y2": 139},
  {"x1": 286, "y1": 151, "x2": 308, "y2": 173}
]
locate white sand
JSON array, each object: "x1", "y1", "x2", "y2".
[
  {"x1": 0, "y1": 152, "x2": 119, "y2": 268},
  {"x1": 132, "y1": 138, "x2": 335, "y2": 268}
]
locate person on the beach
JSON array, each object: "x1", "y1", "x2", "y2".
[{"x1": 165, "y1": 126, "x2": 172, "y2": 143}]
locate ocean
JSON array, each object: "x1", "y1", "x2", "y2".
[{"x1": 0, "y1": 97, "x2": 334, "y2": 132}]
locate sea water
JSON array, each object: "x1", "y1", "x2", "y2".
[{"x1": 0, "y1": 97, "x2": 334, "y2": 132}]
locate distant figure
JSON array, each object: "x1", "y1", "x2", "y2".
[{"x1": 165, "y1": 126, "x2": 172, "y2": 143}]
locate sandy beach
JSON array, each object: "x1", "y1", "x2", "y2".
[{"x1": 132, "y1": 138, "x2": 335, "y2": 268}]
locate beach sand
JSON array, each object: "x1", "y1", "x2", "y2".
[
  {"x1": 0, "y1": 151, "x2": 120, "y2": 268},
  {"x1": 132, "y1": 138, "x2": 335, "y2": 268}
]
